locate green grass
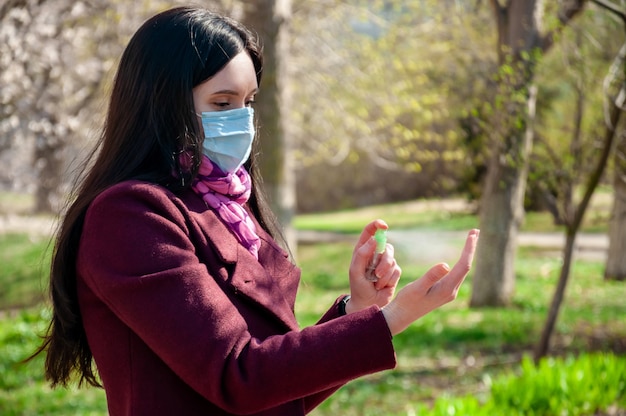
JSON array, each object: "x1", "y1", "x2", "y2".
[
  {"x1": 0, "y1": 234, "x2": 52, "y2": 309},
  {"x1": 0, "y1": 309, "x2": 108, "y2": 415},
  {"x1": 486, "y1": 354, "x2": 626, "y2": 415},
  {"x1": 296, "y1": 240, "x2": 625, "y2": 355},
  {"x1": 295, "y1": 201, "x2": 480, "y2": 234},
  {"x1": 1, "y1": 195, "x2": 624, "y2": 415},
  {"x1": 295, "y1": 239, "x2": 626, "y2": 415},
  {"x1": 310, "y1": 352, "x2": 626, "y2": 416},
  {"x1": 294, "y1": 194, "x2": 610, "y2": 234}
]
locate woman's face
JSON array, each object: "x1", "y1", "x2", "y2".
[{"x1": 192, "y1": 51, "x2": 258, "y2": 115}]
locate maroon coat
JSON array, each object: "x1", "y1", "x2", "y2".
[{"x1": 76, "y1": 180, "x2": 396, "y2": 415}]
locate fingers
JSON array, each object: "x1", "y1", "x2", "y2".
[
  {"x1": 349, "y1": 238, "x2": 377, "y2": 279},
  {"x1": 383, "y1": 229, "x2": 480, "y2": 336},
  {"x1": 419, "y1": 262, "x2": 451, "y2": 293},
  {"x1": 415, "y1": 229, "x2": 479, "y2": 295},
  {"x1": 373, "y1": 244, "x2": 401, "y2": 289},
  {"x1": 443, "y1": 229, "x2": 480, "y2": 289},
  {"x1": 350, "y1": 220, "x2": 390, "y2": 282},
  {"x1": 427, "y1": 229, "x2": 479, "y2": 303},
  {"x1": 354, "y1": 219, "x2": 388, "y2": 251},
  {"x1": 457, "y1": 229, "x2": 480, "y2": 271}
]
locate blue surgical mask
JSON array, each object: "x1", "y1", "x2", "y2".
[{"x1": 200, "y1": 107, "x2": 255, "y2": 174}]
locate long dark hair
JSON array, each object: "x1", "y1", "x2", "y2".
[{"x1": 32, "y1": 6, "x2": 280, "y2": 388}]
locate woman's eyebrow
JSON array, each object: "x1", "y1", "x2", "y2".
[
  {"x1": 211, "y1": 89, "x2": 239, "y2": 96},
  {"x1": 211, "y1": 88, "x2": 259, "y2": 96}
]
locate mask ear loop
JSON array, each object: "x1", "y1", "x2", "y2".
[
  {"x1": 177, "y1": 111, "x2": 205, "y2": 188},
  {"x1": 175, "y1": 123, "x2": 197, "y2": 188},
  {"x1": 179, "y1": 155, "x2": 186, "y2": 188},
  {"x1": 177, "y1": 118, "x2": 206, "y2": 188},
  {"x1": 171, "y1": 147, "x2": 187, "y2": 187}
]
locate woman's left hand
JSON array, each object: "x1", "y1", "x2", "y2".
[{"x1": 345, "y1": 219, "x2": 402, "y2": 314}]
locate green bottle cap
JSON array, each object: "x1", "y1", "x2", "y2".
[{"x1": 374, "y1": 229, "x2": 387, "y2": 253}]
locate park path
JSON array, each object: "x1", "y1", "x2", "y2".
[
  {"x1": 299, "y1": 229, "x2": 608, "y2": 262},
  {"x1": 388, "y1": 230, "x2": 608, "y2": 262},
  {"x1": 296, "y1": 198, "x2": 609, "y2": 261},
  {"x1": 0, "y1": 214, "x2": 57, "y2": 237}
]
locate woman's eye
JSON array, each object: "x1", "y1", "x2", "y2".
[
  {"x1": 246, "y1": 99, "x2": 256, "y2": 107},
  {"x1": 214, "y1": 102, "x2": 230, "y2": 108}
]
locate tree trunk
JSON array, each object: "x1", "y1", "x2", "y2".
[
  {"x1": 535, "y1": 103, "x2": 622, "y2": 359},
  {"x1": 470, "y1": 0, "x2": 586, "y2": 306},
  {"x1": 241, "y1": 0, "x2": 296, "y2": 251},
  {"x1": 33, "y1": 122, "x2": 64, "y2": 214},
  {"x1": 605, "y1": 113, "x2": 626, "y2": 281},
  {"x1": 534, "y1": 230, "x2": 576, "y2": 361},
  {"x1": 471, "y1": 1, "x2": 538, "y2": 306},
  {"x1": 470, "y1": 86, "x2": 536, "y2": 306}
]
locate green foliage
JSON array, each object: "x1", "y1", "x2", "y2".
[
  {"x1": 0, "y1": 309, "x2": 47, "y2": 391},
  {"x1": 0, "y1": 309, "x2": 108, "y2": 415},
  {"x1": 371, "y1": 353, "x2": 626, "y2": 416},
  {"x1": 489, "y1": 354, "x2": 626, "y2": 415},
  {"x1": 528, "y1": 7, "x2": 623, "y2": 218},
  {"x1": 291, "y1": 0, "x2": 496, "y2": 207},
  {"x1": 310, "y1": 353, "x2": 626, "y2": 416}
]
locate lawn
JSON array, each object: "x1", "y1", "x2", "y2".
[
  {"x1": 0, "y1": 195, "x2": 624, "y2": 415},
  {"x1": 296, "y1": 241, "x2": 626, "y2": 415}
]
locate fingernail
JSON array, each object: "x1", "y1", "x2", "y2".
[{"x1": 433, "y1": 263, "x2": 450, "y2": 278}]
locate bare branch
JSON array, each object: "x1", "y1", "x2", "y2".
[{"x1": 592, "y1": 0, "x2": 626, "y2": 25}]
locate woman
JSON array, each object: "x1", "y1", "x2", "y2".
[{"x1": 34, "y1": 6, "x2": 479, "y2": 415}]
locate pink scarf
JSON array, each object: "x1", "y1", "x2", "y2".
[{"x1": 191, "y1": 155, "x2": 261, "y2": 259}]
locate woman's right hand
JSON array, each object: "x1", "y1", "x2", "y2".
[{"x1": 381, "y1": 229, "x2": 479, "y2": 336}]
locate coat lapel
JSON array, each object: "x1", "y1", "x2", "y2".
[{"x1": 182, "y1": 190, "x2": 300, "y2": 331}]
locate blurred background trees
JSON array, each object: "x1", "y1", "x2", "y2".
[
  {"x1": 0, "y1": 0, "x2": 113, "y2": 213},
  {"x1": 0, "y1": 0, "x2": 624, "y2": 309},
  {"x1": 534, "y1": 2, "x2": 626, "y2": 360},
  {"x1": 290, "y1": 0, "x2": 496, "y2": 211},
  {"x1": 1, "y1": 0, "x2": 499, "y2": 213},
  {"x1": 0, "y1": 0, "x2": 237, "y2": 212}
]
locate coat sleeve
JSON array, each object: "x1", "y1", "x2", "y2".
[
  {"x1": 77, "y1": 182, "x2": 396, "y2": 415},
  {"x1": 300, "y1": 295, "x2": 357, "y2": 413}
]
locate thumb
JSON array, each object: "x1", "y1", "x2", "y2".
[
  {"x1": 418, "y1": 262, "x2": 450, "y2": 292},
  {"x1": 351, "y1": 238, "x2": 377, "y2": 275}
]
